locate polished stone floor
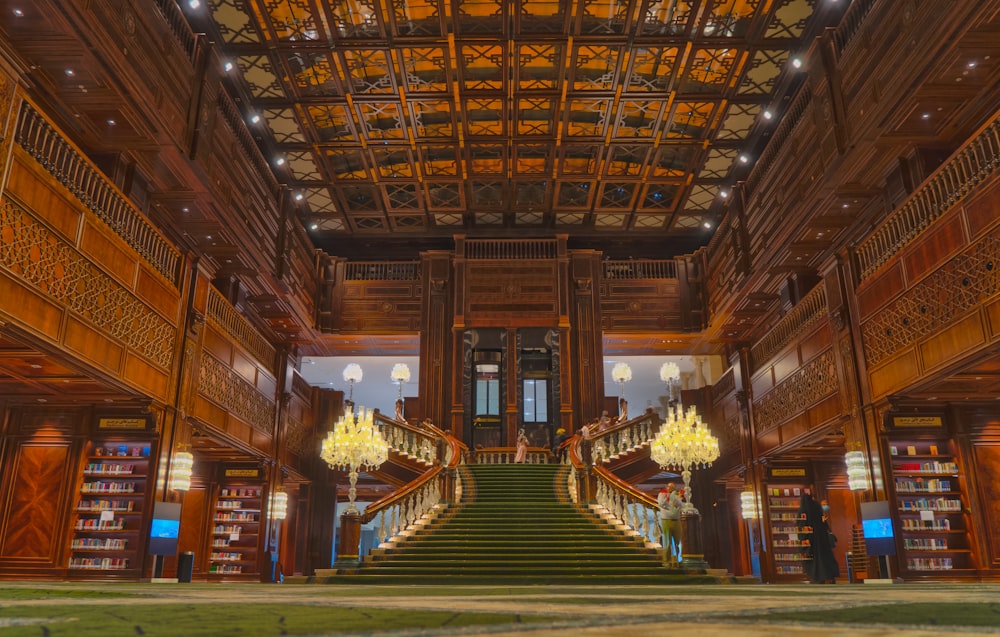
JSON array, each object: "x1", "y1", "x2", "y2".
[{"x1": 0, "y1": 581, "x2": 997, "y2": 636}]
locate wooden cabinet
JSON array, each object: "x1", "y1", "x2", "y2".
[
  {"x1": 765, "y1": 483, "x2": 810, "y2": 579},
  {"x1": 887, "y1": 439, "x2": 976, "y2": 577},
  {"x1": 209, "y1": 485, "x2": 262, "y2": 577},
  {"x1": 69, "y1": 440, "x2": 152, "y2": 577}
]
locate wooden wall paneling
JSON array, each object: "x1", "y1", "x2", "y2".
[
  {"x1": 0, "y1": 441, "x2": 75, "y2": 572},
  {"x1": 177, "y1": 487, "x2": 208, "y2": 577},
  {"x1": 339, "y1": 280, "x2": 422, "y2": 332},
  {"x1": 420, "y1": 252, "x2": 452, "y2": 430},
  {"x1": 465, "y1": 261, "x2": 558, "y2": 326},
  {"x1": 599, "y1": 279, "x2": 682, "y2": 331},
  {"x1": 971, "y1": 443, "x2": 1000, "y2": 571},
  {"x1": 900, "y1": 208, "x2": 969, "y2": 284},
  {"x1": 963, "y1": 178, "x2": 1000, "y2": 240}
]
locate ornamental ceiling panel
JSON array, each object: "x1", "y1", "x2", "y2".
[{"x1": 193, "y1": 0, "x2": 837, "y2": 253}]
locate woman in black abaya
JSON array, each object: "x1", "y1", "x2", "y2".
[{"x1": 798, "y1": 491, "x2": 839, "y2": 584}]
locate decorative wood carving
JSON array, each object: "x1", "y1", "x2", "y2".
[
  {"x1": 753, "y1": 349, "x2": 838, "y2": 433},
  {"x1": 197, "y1": 353, "x2": 276, "y2": 435},
  {"x1": 0, "y1": 199, "x2": 176, "y2": 370}
]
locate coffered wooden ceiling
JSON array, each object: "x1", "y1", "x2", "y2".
[{"x1": 187, "y1": 0, "x2": 840, "y2": 253}]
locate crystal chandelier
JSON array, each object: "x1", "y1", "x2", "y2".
[
  {"x1": 390, "y1": 363, "x2": 410, "y2": 400},
  {"x1": 320, "y1": 407, "x2": 388, "y2": 512},
  {"x1": 342, "y1": 363, "x2": 363, "y2": 403},
  {"x1": 169, "y1": 447, "x2": 194, "y2": 492},
  {"x1": 611, "y1": 362, "x2": 632, "y2": 399},
  {"x1": 649, "y1": 403, "x2": 720, "y2": 513},
  {"x1": 659, "y1": 362, "x2": 680, "y2": 385},
  {"x1": 269, "y1": 488, "x2": 288, "y2": 521}
]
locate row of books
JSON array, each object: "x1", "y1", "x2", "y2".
[
  {"x1": 899, "y1": 498, "x2": 961, "y2": 512},
  {"x1": 81, "y1": 481, "x2": 138, "y2": 494},
  {"x1": 76, "y1": 499, "x2": 135, "y2": 512},
  {"x1": 72, "y1": 538, "x2": 128, "y2": 550},
  {"x1": 894, "y1": 461, "x2": 958, "y2": 474},
  {"x1": 907, "y1": 557, "x2": 953, "y2": 571},
  {"x1": 74, "y1": 519, "x2": 126, "y2": 531},
  {"x1": 895, "y1": 478, "x2": 952, "y2": 493},
  {"x1": 903, "y1": 538, "x2": 949, "y2": 551},
  {"x1": 69, "y1": 557, "x2": 129, "y2": 570},
  {"x1": 83, "y1": 463, "x2": 139, "y2": 475},
  {"x1": 220, "y1": 488, "x2": 260, "y2": 498}
]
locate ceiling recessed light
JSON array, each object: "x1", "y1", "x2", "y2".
[
  {"x1": 250, "y1": 114, "x2": 260, "y2": 124},
  {"x1": 739, "y1": 155, "x2": 749, "y2": 164},
  {"x1": 763, "y1": 110, "x2": 773, "y2": 120},
  {"x1": 188, "y1": 0, "x2": 201, "y2": 8},
  {"x1": 703, "y1": 221, "x2": 712, "y2": 229},
  {"x1": 107, "y1": 119, "x2": 116, "y2": 125},
  {"x1": 967, "y1": 61, "x2": 977, "y2": 68},
  {"x1": 294, "y1": 193, "x2": 304, "y2": 201},
  {"x1": 224, "y1": 61, "x2": 234, "y2": 72},
  {"x1": 791, "y1": 57, "x2": 803, "y2": 69},
  {"x1": 310, "y1": 223, "x2": 318, "y2": 230},
  {"x1": 182, "y1": 207, "x2": 189, "y2": 212},
  {"x1": 719, "y1": 190, "x2": 728, "y2": 198},
  {"x1": 921, "y1": 113, "x2": 930, "y2": 119},
  {"x1": 13, "y1": 8, "x2": 24, "y2": 17},
  {"x1": 275, "y1": 157, "x2": 285, "y2": 166},
  {"x1": 65, "y1": 69, "x2": 75, "y2": 76}
]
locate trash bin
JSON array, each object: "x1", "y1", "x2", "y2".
[{"x1": 177, "y1": 552, "x2": 195, "y2": 583}]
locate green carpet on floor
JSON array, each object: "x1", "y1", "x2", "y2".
[
  {"x1": 0, "y1": 603, "x2": 562, "y2": 637},
  {"x1": 744, "y1": 602, "x2": 1000, "y2": 628}
]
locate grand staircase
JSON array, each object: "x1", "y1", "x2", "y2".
[{"x1": 308, "y1": 463, "x2": 735, "y2": 585}]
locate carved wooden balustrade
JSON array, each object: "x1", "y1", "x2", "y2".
[
  {"x1": 593, "y1": 466, "x2": 662, "y2": 547},
  {"x1": 14, "y1": 100, "x2": 182, "y2": 285},
  {"x1": 470, "y1": 447, "x2": 551, "y2": 464},
  {"x1": 590, "y1": 409, "x2": 659, "y2": 464},
  {"x1": 360, "y1": 430, "x2": 465, "y2": 551},
  {"x1": 855, "y1": 111, "x2": 1000, "y2": 280},
  {"x1": 374, "y1": 412, "x2": 438, "y2": 466}
]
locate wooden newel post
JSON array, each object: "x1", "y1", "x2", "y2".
[
  {"x1": 337, "y1": 510, "x2": 362, "y2": 569},
  {"x1": 680, "y1": 509, "x2": 710, "y2": 571}
]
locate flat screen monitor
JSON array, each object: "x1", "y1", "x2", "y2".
[
  {"x1": 149, "y1": 502, "x2": 181, "y2": 556},
  {"x1": 860, "y1": 501, "x2": 896, "y2": 556}
]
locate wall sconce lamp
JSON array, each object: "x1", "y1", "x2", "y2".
[
  {"x1": 270, "y1": 488, "x2": 288, "y2": 521},
  {"x1": 740, "y1": 489, "x2": 760, "y2": 520},
  {"x1": 169, "y1": 447, "x2": 194, "y2": 492},
  {"x1": 845, "y1": 450, "x2": 871, "y2": 491}
]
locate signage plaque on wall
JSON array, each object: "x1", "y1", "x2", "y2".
[
  {"x1": 98, "y1": 417, "x2": 149, "y2": 430},
  {"x1": 892, "y1": 416, "x2": 943, "y2": 428},
  {"x1": 224, "y1": 468, "x2": 260, "y2": 478},
  {"x1": 770, "y1": 467, "x2": 807, "y2": 477}
]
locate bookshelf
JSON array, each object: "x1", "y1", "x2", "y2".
[
  {"x1": 887, "y1": 438, "x2": 976, "y2": 578},
  {"x1": 765, "y1": 482, "x2": 810, "y2": 579},
  {"x1": 69, "y1": 440, "x2": 152, "y2": 577},
  {"x1": 209, "y1": 484, "x2": 262, "y2": 578}
]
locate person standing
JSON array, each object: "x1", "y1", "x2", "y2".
[
  {"x1": 553, "y1": 428, "x2": 569, "y2": 463},
  {"x1": 657, "y1": 483, "x2": 682, "y2": 567},
  {"x1": 798, "y1": 491, "x2": 839, "y2": 583},
  {"x1": 514, "y1": 428, "x2": 529, "y2": 463}
]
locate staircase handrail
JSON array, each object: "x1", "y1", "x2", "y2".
[
  {"x1": 592, "y1": 465, "x2": 662, "y2": 547},
  {"x1": 590, "y1": 408, "x2": 660, "y2": 463},
  {"x1": 361, "y1": 465, "x2": 443, "y2": 525},
  {"x1": 373, "y1": 410, "x2": 438, "y2": 466}
]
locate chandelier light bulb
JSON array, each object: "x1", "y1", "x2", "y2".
[
  {"x1": 270, "y1": 489, "x2": 288, "y2": 521},
  {"x1": 740, "y1": 490, "x2": 760, "y2": 520}
]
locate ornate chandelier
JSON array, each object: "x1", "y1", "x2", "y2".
[
  {"x1": 649, "y1": 403, "x2": 720, "y2": 513},
  {"x1": 320, "y1": 407, "x2": 388, "y2": 512}
]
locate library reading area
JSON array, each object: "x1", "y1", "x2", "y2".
[{"x1": 1, "y1": 3, "x2": 999, "y2": 631}]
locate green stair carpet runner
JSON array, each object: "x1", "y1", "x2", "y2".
[{"x1": 313, "y1": 463, "x2": 735, "y2": 585}]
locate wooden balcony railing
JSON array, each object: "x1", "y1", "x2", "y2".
[
  {"x1": 14, "y1": 101, "x2": 182, "y2": 286},
  {"x1": 464, "y1": 238, "x2": 558, "y2": 260},
  {"x1": 594, "y1": 466, "x2": 662, "y2": 547},
  {"x1": 152, "y1": 0, "x2": 197, "y2": 62},
  {"x1": 205, "y1": 287, "x2": 277, "y2": 374},
  {"x1": 344, "y1": 261, "x2": 420, "y2": 281},
  {"x1": 602, "y1": 259, "x2": 678, "y2": 280},
  {"x1": 856, "y1": 113, "x2": 1000, "y2": 280},
  {"x1": 749, "y1": 284, "x2": 828, "y2": 371}
]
